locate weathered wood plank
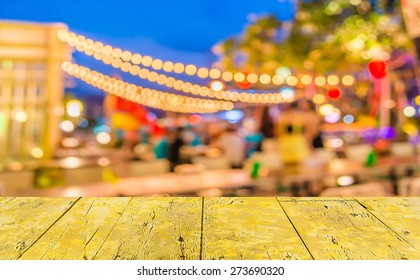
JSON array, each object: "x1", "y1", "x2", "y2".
[
  {"x1": 0, "y1": 197, "x2": 79, "y2": 260},
  {"x1": 356, "y1": 197, "x2": 420, "y2": 251},
  {"x1": 20, "y1": 197, "x2": 131, "y2": 260},
  {"x1": 0, "y1": 197, "x2": 16, "y2": 208},
  {"x1": 279, "y1": 198, "x2": 420, "y2": 260},
  {"x1": 202, "y1": 197, "x2": 312, "y2": 260},
  {"x1": 94, "y1": 197, "x2": 202, "y2": 260}
]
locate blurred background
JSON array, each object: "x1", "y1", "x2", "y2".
[{"x1": 1, "y1": 0, "x2": 420, "y2": 197}]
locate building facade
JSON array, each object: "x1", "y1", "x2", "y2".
[{"x1": 0, "y1": 20, "x2": 70, "y2": 164}]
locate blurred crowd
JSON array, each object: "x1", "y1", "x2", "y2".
[{"x1": 117, "y1": 99, "x2": 325, "y2": 172}]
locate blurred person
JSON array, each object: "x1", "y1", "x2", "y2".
[
  {"x1": 167, "y1": 127, "x2": 185, "y2": 171},
  {"x1": 242, "y1": 117, "x2": 264, "y2": 157},
  {"x1": 215, "y1": 125, "x2": 246, "y2": 169},
  {"x1": 275, "y1": 101, "x2": 310, "y2": 164},
  {"x1": 259, "y1": 106, "x2": 275, "y2": 139},
  {"x1": 298, "y1": 99, "x2": 324, "y2": 149},
  {"x1": 150, "y1": 125, "x2": 168, "y2": 160},
  {"x1": 182, "y1": 125, "x2": 203, "y2": 147}
]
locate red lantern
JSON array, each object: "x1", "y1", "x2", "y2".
[
  {"x1": 368, "y1": 61, "x2": 387, "y2": 79},
  {"x1": 328, "y1": 88, "x2": 341, "y2": 99}
]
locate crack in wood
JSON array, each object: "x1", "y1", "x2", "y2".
[
  {"x1": 354, "y1": 198, "x2": 420, "y2": 253},
  {"x1": 91, "y1": 198, "x2": 133, "y2": 260},
  {"x1": 16, "y1": 198, "x2": 81, "y2": 260}
]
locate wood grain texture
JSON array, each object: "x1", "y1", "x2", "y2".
[
  {"x1": 93, "y1": 197, "x2": 202, "y2": 260},
  {"x1": 0, "y1": 197, "x2": 16, "y2": 208},
  {"x1": 279, "y1": 198, "x2": 420, "y2": 260},
  {"x1": 0, "y1": 197, "x2": 78, "y2": 260},
  {"x1": 20, "y1": 197, "x2": 131, "y2": 260},
  {"x1": 1, "y1": 197, "x2": 419, "y2": 260},
  {"x1": 356, "y1": 197, "x2": 420, "y2": 251},
  {"x1": 202, "y1": 197, "x2": 313, "y2": 260}
]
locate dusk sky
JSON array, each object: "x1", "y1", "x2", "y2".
[{"x1": 1, "y1": 0, "x2": 296, "y2": 94}]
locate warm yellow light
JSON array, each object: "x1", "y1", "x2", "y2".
[
  {"x1": 174, "y1": 63, "x2": 185, "y2": 74},
  {"x1": 272, "y1": 75, "x2": 284, "y2": 85},
  {"x1": 163, "y1": 61, "x2": 174, "y2": 72},
  {"x1": 403, "y1": 106, "x2": 416, "y2": 118},
  {"x1": 112, "y1": 48, "x2": 122, "y2": 58},
  {"x1": 244, "y1": 73, "x2": 257, "y2": 84},
  {"x1": 66, "y1": 100, "x2": 84, "y2": 117},
  {"x1": 56, "y1": 29, "x2": 68, "y2": 41},
  {"x1": 102, "y1": 45, "x2": 113, "y2": 56},
  {"x1": 314, "y1": 76, "x2": 326, "y2": 86},
  {"x1": 157, "y1": 74, "x2": 167, "y2": 85},
  {"x1": 342, "y1": 75, "x2": 355, "y2": 86},
  {"x1": 403, "y1": 123, "x2": 418, "y2": 136},
  {"x1": 142, "y1": 56, "x2": 153, "y2": 67},
  {"x1": 96, "y1": 132, "x2": 111, "y2": 145},
  {"x1": 131, "y1": 54, "x2": 142, "y2": 65},
  {"x1": 312, "y1": 94, "x2": 326, "y2": 104},
  {"x1": 209, "y1": 69, "x2": 221, "y2": 79},
  {"x1": 137, "y1": 69, "x2": 149, "y2": 80},
  {"x1": 222, "y1": 71, "x2": 233, "y2": 82},
  {"x1": 129, "y1": 65, "x2": 141, "y2": 75},
  {"x1": 111, "y1": 58, "x2": 122, "y2": 68},
  {"x1": 319, "y1": 104, "x2": 334, "y2": 116},
  {"x1": 197, "y1": 68, "x2": 209, "y2": 79},
  {"x1": 103, "y1": 56, "x2": 112, "y2": 65},
  {"x1": 93, "y1": 52, "x2": 104, "y2": 60},
  {"x1": 121, "y1": 62, "x2": 131, "y2": 72},
  {"x1": 165, "y1": 77, "x2": 175, "y2": 87},
  {"x1": 191, "y1": 85, "x2": 200, "y2": 95},
  {"x1": 182, "y1": 82, "x2": 192, "y2": 92},
  {"x1": 62, "y1": 62, "x2": 229, "y2": 113},
  {"x1": 14, "y1": 111, "x2": 27, "y2": 123},
  {"x1": 234, "y1": 72, "x2": 246, "y2": 83},
  {"x1": 151, "y1": 59, "x2": 163, "y2": 70},
  {"x1": 61, "y1": 61, "x2": 71, "y2": 71},
  {"x1": 121, "y1": 51, "x2": 132, "y2": 62},
  {"x1": 174, "y1": 81, "x2": 184, "y2": 91},
  {"x1": 301, "y1": 75, "x2": 313, "y2": 85},
  {"x1": 185, "y1": 64, "x2": 197, "y2": 76},
  {"x1": 286, "y1": 76, "x2": 298, "y2": 86},
  {"x1": 327, "y1": 75, "x2": 340, "y2": 86},
  {"x1": 94, "y1": 42, "x2": 103, "y2": 52},
  {"x1": 60, "y1": 120, "x2": 75, "y2": 133},
  {"x1": 31, "y1": 148, "x2": 44, "y2": 159},
  {"x1": 260, "y1": 74, "x2": 271, "y2": 85},
  {"x1": 415, "y1": 96, "x2": 420, "y2": 106},
  {"x1": 210, "y1": 81, "x2": 224, "y2": 91}
]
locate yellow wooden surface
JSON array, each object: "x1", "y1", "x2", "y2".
[
  {"x1": 0, "y1": 197, "x2": 78, "y2": 260},
  {"x1": 20, "y1": 197, "x2": 131, "y2": 260},
  {"x1": 202, "y1": 197, "x2": 313, "y2": 260},
  {"x1": 0, "y1": 197, "x2": 15, "y2": 208},
  {"x1": 356, "y1": 197, "x2": 420, "y2": 250},
  {"x1": 0, "y1": 197, "x2": 419, "y2": 260},
  {"x1": 93, "y1": 197, "x2": 202, "y2": 260},
  {"x1": 279, "y1": 198, "x2": 420, "y2": 260}
]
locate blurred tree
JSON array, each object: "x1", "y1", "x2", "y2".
[{"x1": 214, "y1": 0, "x2": 412, "y2": 76}]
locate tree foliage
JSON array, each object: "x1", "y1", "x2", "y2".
[{"x1": 214, "y1": 0, "x2": 412, "y2": 75}]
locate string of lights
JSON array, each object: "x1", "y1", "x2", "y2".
[
  {"x1": 58, "y1": 30, "x2": 291, "y2": 104},
  {"x1": 87, "y1": 52, "x2": 290, "y2": 104},
  {"x1": 62, "y1": 62, "x2": 234, "y2": 114},
  {"x1": 57, "y1": 29, "x2": 356, "y2": 93}
]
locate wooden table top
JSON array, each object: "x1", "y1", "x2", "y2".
[{"x1": 0, "y1": 197, "x2": 419, "y2": 260}]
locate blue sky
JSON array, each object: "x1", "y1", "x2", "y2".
[{"x1": 1, "y1": 0, "x2": 296, "y2": 94}]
